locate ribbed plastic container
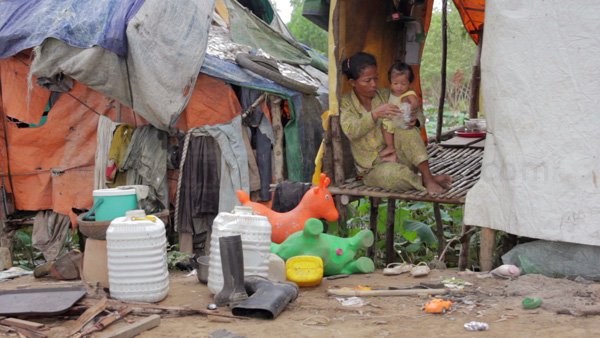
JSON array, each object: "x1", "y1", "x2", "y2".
[
  {"x1": 106, "y1": 210, "x2": 169, "y2": 302},
  {"x1": 207, "y1": 206, "x2": 272, "y2": 294}
]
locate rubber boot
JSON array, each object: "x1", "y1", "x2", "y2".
[
  {"x1": 214, "y1": 235, "x2": 248, "y2": 307},
  {"x1": 232, "y1": 275, "x2": 299, "y2": 319}
]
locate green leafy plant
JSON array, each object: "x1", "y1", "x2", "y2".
[
  {"x1": 166, "y1": 244, "x2": 190, "y2": 270},
  {"x1": 333, "y1": 198, "x2": 466, "y2": 268},
  {"x1": 13, "y1": 228, "x2": 40, "y2": 269}
]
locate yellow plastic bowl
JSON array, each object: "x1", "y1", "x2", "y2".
[{"x1": 286, "y1": 256, "x2": 324, "y2": 287}]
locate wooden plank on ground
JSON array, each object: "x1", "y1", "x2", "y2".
[
  {"x1": 0, "y1": 318, "x2": 44, "y2": 330},
  {"x1": 69, "y1": 297, "x2": 108, "y2": 335},
  {"x1": 98, "y1": 315, "x2": 160, "y2": 338}
]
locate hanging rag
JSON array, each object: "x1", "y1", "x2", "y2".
[
  {"x1": 272, "y1": 181, "x2": 311, "y2": 213},
  {"x1": 121, "y1": 125, "x2": 168, "y2": 212},
  {"x1": 240, "y1": 88, "x2": 273, "y2": 201},
  {"x1": 178, "y1": 136, "x2": 220, "y2": 234},
  {"x1": 32, "y1": 210, "x2": 71, "y2": 261},
  {"x1": 94, "y1": 116, "x2": 118, "y2": 189},
  {"x1": 106, "y1": 124, "x2": 134, "y2": 187}
]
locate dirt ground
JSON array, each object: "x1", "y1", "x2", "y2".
[{"x1": 2, "y1": 269, "x2": 600, "y2": 338}]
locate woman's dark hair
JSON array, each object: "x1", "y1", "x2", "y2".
[
  {"x1": 388, "y1": 61, "x2": 414, "y2": 83},
  {"x1": 341, "y1": 52, "x2": 377, "y2": 80}
]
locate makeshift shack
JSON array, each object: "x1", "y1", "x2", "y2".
[
  {"x1": 0, "y1": 0, "x2": 328, "y2": 260},
  {"x1": 318, "y1": 0, "x2": 600, "y2": 271}
]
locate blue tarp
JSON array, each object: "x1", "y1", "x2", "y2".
[{"x1": 0, "y1": 0, "x2": 144, "y2": 58}]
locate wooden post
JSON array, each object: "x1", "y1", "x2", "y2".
[
  {"x1": 436, "y1": 0, "x2": 448, "y2": 143},
  {"x1": 458, "y1": 224, "x2": 472, "y2": 270},
  {"x1": 385, "y1": 199, "x2": 396, "y2": 265},
  {"x1": 468, "y1": 32, "x2": 483, "y2": 119},
  {"x1": 432, "y1": 203, "x2": 445, "y2": 259},
  {"x1": 269, "y1": 95, "x2": 285, "y2": 184},
  {"x1": 330, "y1": 115, "x2": 345, "y2": 185},
  {"x1": 366, "y1": 197, "x2": 380, "y2": 259},
  {"x1": 479, "y1": 227, "x2": 496, "y2": 271}
]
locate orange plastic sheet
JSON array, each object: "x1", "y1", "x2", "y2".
[
  {"x1": 1, "y1": 56, "x2": 49, "y2": 125},
  {"x1": 453, "y1": 0, "x2": 485, "y2": 44},
  {"x1": 0, "y1": 56, "x2": 141, "y2": 225},
  {"x1": 175, "y1": 74, "x2": 241, "y2": 131}
]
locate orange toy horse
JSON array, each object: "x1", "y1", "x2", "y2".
[{"x1": 237, "y1": 174, "x2": 339, "y2": 243}]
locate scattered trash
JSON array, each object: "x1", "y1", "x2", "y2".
[
  {"x1": 464, "y1": 321, "x2": 489, "y2": 331},
  {"x1": 490, "y1": 264, "x2": 521, "y2": 279},
  {"x1": 185, "y1": 269, "x2": 197, "y2": 277},
  {"x1": 441, "y1": 277, "x2": 473, "y2": 290},
  {"x1": 301, "y1": 315, "x2": 331, "y2": 327},
  {"x1": 336, "y1": 296, "x2": 368, "y2": 307},
  {"x1": 207, "y1": 303, "x2": 218, "y2": 310},
  {"x1": 209, "y1": 328, "x2": 246, "y2": 338},
  {"x1": 0, "y1": 267, "x2": 32, "y2": 281},
  {"x1": 522, "y1": 297, "x2": 542, "y2": 309},
  {"x1": 325, "y1": 274, "x2": 350, "y2": 280},
  {"x1": 493, "y1": 314, "x2": 518, "y2": 322},
  {"x1": 355, "y1": 285, "x2": 372, "y2": 291},
  {"x1": 423, "y1": 299, "x2": 453, "y2": 314}
]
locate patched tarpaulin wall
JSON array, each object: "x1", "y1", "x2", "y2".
[
  {"x1": 15, "y1": 0, "x2": 215, "y2": 131},
  {"x1": 464, "y1": 1, "x2": 600, "y2": 245}
]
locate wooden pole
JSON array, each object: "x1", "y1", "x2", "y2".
[
  {"x1": 432, "y1": 203, "x2": 445, "y2": 258},
  {"x1": 385, "y1": 199, "x2": 397, "y2": 265},
  {"x1": 468, "y1": 31, "x2": 483, "y2": 119},
  {"x1": 479, "y1": 227, "x2": 496, "y2": 271},
  {"x1": 366, "y1": 197, "x2": 380, "y2": 259},
  {"x1": 458, "y1": 224, "x2": 472, "y2": 270},
  {"x1": 269, "y1": 95, "x2": 285, "y2": 184},
  {"x1": 436, "y1": 0, "x2": 448, "y2": 143}
]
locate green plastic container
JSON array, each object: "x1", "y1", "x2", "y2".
[{"x1": 92, "y1": 188, "x2": 138, "y2": 221}]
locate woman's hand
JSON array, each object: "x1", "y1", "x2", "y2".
[
  {"x1": 404, "y1": 107, "x2": 419, "y2": 129},
  {"x1": 371, "y1": 104, "x2": 401, "y2": 121},
  {"x1": 379, "y1": 146, "x2": 397, "y2": 163}
]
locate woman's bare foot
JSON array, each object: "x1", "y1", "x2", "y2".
[
  {"x1": 423, "y1": 176, "x2": 446, "y2": 195},
  {"x1": 433, "y1": 174, "x2": 453, "y2": 189}
]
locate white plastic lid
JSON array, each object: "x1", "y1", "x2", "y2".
[
  {"x1": 125, "y1": 209, "x2": 146, "y2": 218},
  {"x1": 232, "y1": 206, "x2": 254, "y2": 214},
  {"x1": 93, "y1": 188, "x2": 136, "y2": 197}
]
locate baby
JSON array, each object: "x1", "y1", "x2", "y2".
[{"x1": 380, "y1": 62, "x2": 419, "y2": 160}]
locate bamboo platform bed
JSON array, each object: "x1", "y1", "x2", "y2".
[
  {"x1": 323, "y1": 115, "x2": 485, "y2": 268},
  {"x1": 328, "y1": 144, "x2": 484, "y2": 205}
]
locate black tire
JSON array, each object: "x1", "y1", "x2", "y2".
[{"x1": 235, "y1": 53, "x2": 318, "y2": 95}]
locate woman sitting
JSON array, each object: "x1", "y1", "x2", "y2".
[{"x1": 340, "y1": 52, "x2": 451, "y2": 194}]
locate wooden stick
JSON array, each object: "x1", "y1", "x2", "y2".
[
  {"x1": 69, "y1": 297, "x2": 107, "y2": 335},
  {"x1": 77, "y1": 297, "x2": 246, "y2": 320},
  {"x1": 13, "y1": 326, "x2": 47, "y2": 338},
  {"x1": 77, "y1": 307, "x2": 132, "y2": 337},
  {"x1": 327, "y1": 288, "x2": 449, "y2": 297},
  {"x1": 97, "y1": 314, "x2": 160, "y2": 338},
  {"x1": 0, "y1": 324, "x2": 14, "y2": 334}
]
